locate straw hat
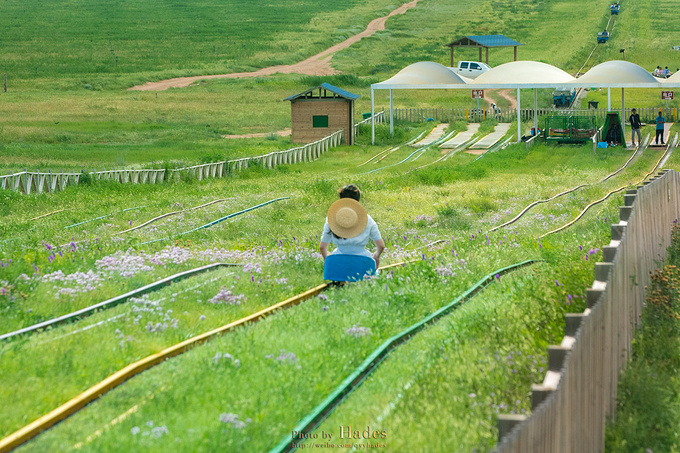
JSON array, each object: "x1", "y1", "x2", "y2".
[{"x1": 327, "y1": 198, "x2": 367, "y2": 239}]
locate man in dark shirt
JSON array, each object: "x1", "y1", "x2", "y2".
[{"x1": 629, "y1": 108, "x2": 641, "y2": 147}]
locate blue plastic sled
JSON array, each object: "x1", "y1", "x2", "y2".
[{"x1": 324, "y1": 254, "x2": 376, "y2": 282}]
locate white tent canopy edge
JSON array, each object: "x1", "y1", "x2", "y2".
[{"x1": 371, "y1": 60, "x2": 680, "y2": 144}]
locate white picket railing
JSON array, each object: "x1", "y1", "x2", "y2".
[
  {"x1": 353, "y1": 110, "x2": 385, "y2": 137},
  {"x1": 0, "y1": 130, "x2": 344, "y2": 194}
]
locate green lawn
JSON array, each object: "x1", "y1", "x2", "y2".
[
  {"x1": 1, "y1": 135, "x2": 676, "y2": 451},
  {"x1": 3, "y1": 0, "x2": 680, "y2": 450}
]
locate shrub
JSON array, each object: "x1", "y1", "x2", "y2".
[
  {"x1": 436, "y1": 205, "x2": 472, "y2": 230},
  {"x1": 78, "y1": 170, "x2": 92, "y2": 185},
  {"x1": 466, "y1": 196, "x2": 496, "y2": 214}
]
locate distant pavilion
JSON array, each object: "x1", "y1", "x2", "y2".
[{"x1": 445, "y1": 35, "x2": 524, "y2": 66}]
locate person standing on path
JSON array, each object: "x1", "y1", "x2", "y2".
[
  {"x1": 655, "y1": 111, "x2": 665, "y2": 145},
  {"x1": 629, "y1": 108, "x2": 641, "y2": 147}
]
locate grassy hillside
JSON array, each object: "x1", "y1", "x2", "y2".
[
  {"x1": 2, "y1": 139, "x2": 673, "y2": 451},
  {"x1": 0, "y1": 0, "x2": 399, "y2": 83},
  {"x1": 2, "y1": 0, "x2": 680, "y2": 171},
  {"x1": 3, "y1": 0, "x2": 680, "y2": 451}
]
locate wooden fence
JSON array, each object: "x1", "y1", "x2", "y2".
[
  {"x1": 495, "y1": 169, "x2": 680, "y2": 452},
  {"x1": 0, "y1": 129, "x2": 344, "y2": 195},
  {"x1": 393, "y1": 106, "x2": 677, "y2": 124}
]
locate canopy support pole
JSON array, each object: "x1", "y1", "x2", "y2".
[
  {"x1": 533, "y1": 88, "x2": 538, "y2": 134},
  {"x1": 607, "y1": 88, "x2": 611, "y2": 111},
  {"x1": 517, "y1": 88, "x2": 521, "y2": 143},
  {"x1": 389, "y1": 89, "x2": 394, "y2": 136},
  {"x1": 371, "y1": 87, "x2": 375, "y2": 145},
  {"x1": 621, "y1": 88, "x2": 626, "y2": 146}
]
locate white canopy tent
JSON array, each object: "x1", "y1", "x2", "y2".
[
  {"x1": 469, "y1": 61, "x2": 576, "y2": 141},
  {"x1": 369, "y1": 61, "x2": 471, "y2": 140},
  {"x1": 370, "y1": 60, "x2": 680, "y2": 144}
]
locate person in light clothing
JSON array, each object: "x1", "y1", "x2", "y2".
[{"x1": 319, "y1": 184, "x2": 385, "y2": 268}]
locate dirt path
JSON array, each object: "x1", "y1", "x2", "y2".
[
  {"x1": 484, "y1": 89, "x2": 518, "y2": 111},
  {"x1": 497, "y1": 89, "x2": 518, "y2": 110},
  {"x1": 129, "y1": 0, "x2": 420, "y2": 91},
  {"x1": 221, "y1": 129, "x2": 291, "y2": 139},
  {"x1": 483, "y1": 91, "x2": 498, "y2": 108}
]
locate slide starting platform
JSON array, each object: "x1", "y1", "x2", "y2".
[
  {"x1": 468, "y1": 123, "x2": 511, "y2": 151},
  {"x1": 440, "y1": 123, "x2": 480, "y2": 149},
  {"x1": 648, "y1": 123, "x2": 673, "y2": 148},
  {"x1": 411, "y1": 123, "x2": 449, "y2": 147}
]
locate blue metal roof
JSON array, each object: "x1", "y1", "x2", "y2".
[
  {"x1": 284, "y1": 82, "x2": 360, "y2": 101},
  {"x1": 447, "y1": 35, "x2": 524, "y2": 48}
]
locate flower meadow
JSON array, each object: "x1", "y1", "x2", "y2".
[{"x1": 1, "y1": 136, "x2": 676, "y2": 452}]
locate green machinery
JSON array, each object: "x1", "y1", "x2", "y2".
[{"x1": 545, "y1": 115, "x2": 597, "y2": 143}]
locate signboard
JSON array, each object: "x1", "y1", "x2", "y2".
[
  {"x1": 471, "y1": 89, "x2": 484, "y2": 99},
  {"x1": 662, "y1": 91, "x2": 674, "y2": 100}
]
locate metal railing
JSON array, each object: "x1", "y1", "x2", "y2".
[{"x1": 393, "y1": 107, "x2": 678, "y2": 124}]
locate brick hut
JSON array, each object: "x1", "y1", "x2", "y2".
[{"x1": 285, "y1": 83, "x2": 360, "y2": 145}]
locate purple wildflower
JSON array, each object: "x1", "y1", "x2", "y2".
[
  {"x1": 275, "y1": 349, "x2": 297, "y2": 362},
  {"x1": 150, "y1": 426, "x2": 169, "y2": 438},
  {"x1": 219, "y1": 413, "x2": 250, "y2": 429},
  {"x1": 209, "y1": 287, "x2": 246, "y2": 305},
  {"x1": 345, "y1": 324, "x2": 371, "y2": 338}
]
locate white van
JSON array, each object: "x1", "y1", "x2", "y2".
[{"x1": 453, "y1": 61, "x2": 491, "y2": 79}]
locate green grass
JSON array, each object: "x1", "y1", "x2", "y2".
[
  {"x1": 605, "y1": 226, "x2": 680, "y2": 453},
  {"x1": 0, "y1": 0, "x2": 400, "y2": 84},
  {"x1": 3, "y1": 0, "x2": 677, "y2": 173},
  {"x1": 310, "y1": 258, "x2": 598, "y2": 452},
  {"x1": 0, "y1": 136, "x2": 673, "y2": 451},
  {"x1": 3, "y1": 0, "x2": 680, "y2": 450}
]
